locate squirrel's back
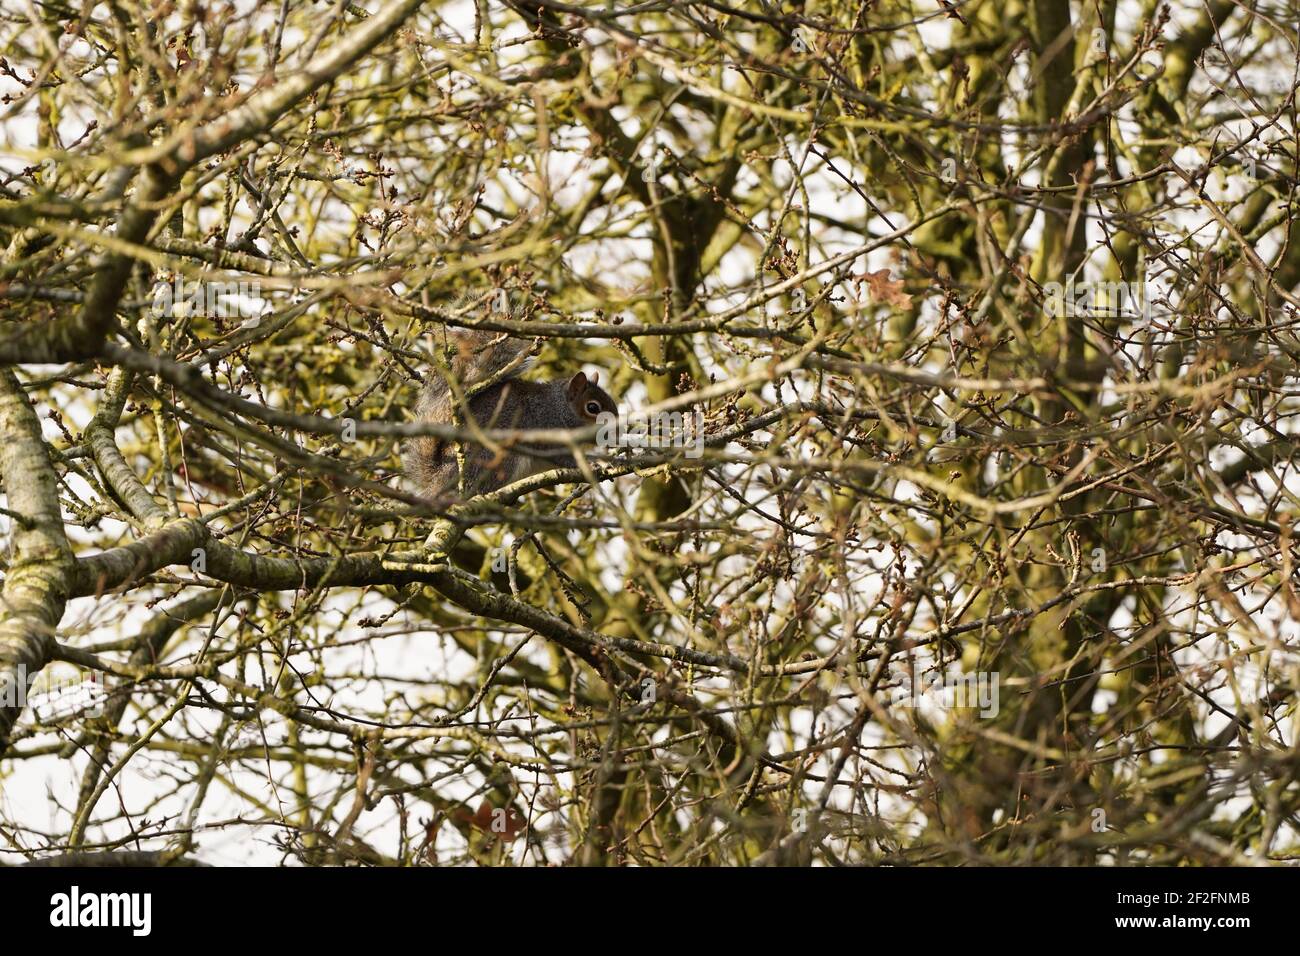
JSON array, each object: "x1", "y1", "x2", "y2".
[
  {"x1": 403, "y1": 328, "x2": 535, "y2": 498},
  {"x1": 412, "y1": 329, "x2": 536, "y2": 426},
  {"x1": 402, "y1": 322, "x2": 617, "y2": 500}
]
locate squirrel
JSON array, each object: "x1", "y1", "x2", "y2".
[{"x1": 403, "y1": 326, "x2": 619, "y2": 499}]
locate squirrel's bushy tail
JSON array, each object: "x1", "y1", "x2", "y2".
[{"x1": 403, "y1": 301, "x2": 537, "y2": 498}]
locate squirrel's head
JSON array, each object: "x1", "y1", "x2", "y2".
[{"x1": 566, "y1": 371, "x2": 618, "y2": 424}]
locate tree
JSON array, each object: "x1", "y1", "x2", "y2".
[{"x1": 0, "y1": 0, "x2": 1297, "y2": 866}]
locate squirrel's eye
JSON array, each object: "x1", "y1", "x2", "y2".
[{"x1": 585, "y1": 401, "x2": 602, "y2": 416}]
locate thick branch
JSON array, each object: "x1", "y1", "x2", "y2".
[{"x1": 0, "y1": 369, "x2": 74, "y2": 753}]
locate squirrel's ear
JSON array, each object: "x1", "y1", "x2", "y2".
[
  {"x1": 588, "y1": 371, "x2": 599, "y2": 386},
  {"x1": 566, "y1": 372, "x2": 588, "y2": 399}
]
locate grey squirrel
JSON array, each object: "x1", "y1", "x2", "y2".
[{"x1": 403, "y1": 327, "x2": 618, "y2": 499}]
